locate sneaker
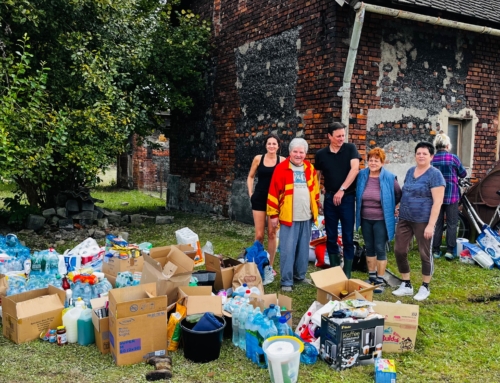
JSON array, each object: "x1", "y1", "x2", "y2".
[
  {"x1": 444, "y1": 252, "x2": 454, "y2": 261},
  {"x1": 414, "y1": 286, "x2": 430, "y2": 301},
  {"x1": 281, "y1": 286, "x2": 293, "y2": 292},
  {"x1": 374, "y1": 284, "x2": 385, "y2": 294},
  {"x1": 293, "y1": 277, "x2": 312, "y2": 285},
  {"x1": 262, "y1": 265, "x2": 274, "y2": 285},
  {"x1": 432, "y1": 252, "x2": 441, "y2": 259},
  {"x1": 272, "y1": 268, "x2": 277, "y2": 276},
  {"x1": 392, "y1": 282, "x2": 414, "y2": 297}
]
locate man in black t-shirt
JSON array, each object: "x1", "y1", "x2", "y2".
[{"x1": 315, "y1": 122, "x2": 360, "y2": 278}]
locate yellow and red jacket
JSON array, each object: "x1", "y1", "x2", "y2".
[{"x1": 266, "y1": 158, "x2": 320, "y2": 226}]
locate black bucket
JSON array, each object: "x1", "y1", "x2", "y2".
[
  {"x1": 180, "y1": 315, "x2": 226, "y2": 363},
  {"x1": 223, "y1": 313, "x2": 232, "y2": 339},
  {"x1": 192, "y1": 270, "x2": 217, "y2": 292}
]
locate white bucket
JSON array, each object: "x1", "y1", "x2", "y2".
[
  {"x1": 263, "y1": 336, "x2": 303, "y2": 383},
  {"x1": 456, "y1": 238, "x2": 469, "y2": 257}
]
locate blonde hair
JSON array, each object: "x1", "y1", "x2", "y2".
[{"x1": 433, "y1": 132, "x2": 452, "y2": 151}]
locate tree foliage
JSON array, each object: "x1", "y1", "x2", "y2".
[{"x1": 0, "y1": 0, "x2": 211, "y2": 208}]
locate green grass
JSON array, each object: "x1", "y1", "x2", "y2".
[{"x1": 2, "y1": 187, "x2": 500, "y2": 382}]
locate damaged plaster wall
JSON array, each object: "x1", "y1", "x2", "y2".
[
  {"x1": 230, "y1": 28, "x2": 302, "y2": 223},
  {"x1": 367, "y1": 24, "x2": 473, "y2": 183}
]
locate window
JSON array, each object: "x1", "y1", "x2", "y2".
[
  {"x1": 445, "y1": 118, "x2": 474, "y2": 172},
  {"x1": 447, "y1": 120, "x2": 461, "y2": 157}
]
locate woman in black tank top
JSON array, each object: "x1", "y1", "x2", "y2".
[{"x1": 247, "y1": 134, "x2": 285, "y2": 276}]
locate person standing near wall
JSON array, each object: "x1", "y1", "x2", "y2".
[
  {"x1": 267, "y1": 138, "x2": 320, "y2": 292},
  {"x1": 431, "y1": 133, "x2": 467, "y2": 260},
  {"x1": 356, "y1": 148, "x2": 402, "y2": 293},
  {"x1": 392, "y1": 142, "x2": 445, "y2": 301},
  {"x1": 314, "y1": 122, "x2": 360, "y2": 278},
  {"x1": 247, "y1": 134, "x2": 286, "y2": 283}
]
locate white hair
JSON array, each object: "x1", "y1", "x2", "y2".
[
  {"x1": 433, "y1": 133, "x2": 452, "y2": 151},
  {"x1": 289, "y1": 137, "x2": 308, "y2": 153}
]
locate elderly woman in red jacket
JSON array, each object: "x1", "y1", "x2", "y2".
[{"x1": 267, "y1": 137, "x2": 320, "y2": 292}]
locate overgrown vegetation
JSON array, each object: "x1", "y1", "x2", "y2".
[
  {"x1": 1, "y1": 188, "x2": 500, "y2": 382},
  {"x1": 0, "y1": 0, "x2": 211, "y2": 208}
]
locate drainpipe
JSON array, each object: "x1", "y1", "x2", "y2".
[
  {"x1": 354, "y1": 3, "x2": 500, "y2": 37},
  {"x1": 340, "y1": 2, "x2": 500, "y2": 140},
  {"x1": 340, "y1": 4, "x2": 365, "y2": 141}
]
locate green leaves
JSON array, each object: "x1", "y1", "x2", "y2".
[{"x1": 0, "y1": 0, "x2": 211, "y2": 208}]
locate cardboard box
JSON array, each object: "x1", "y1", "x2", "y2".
[
  {"x1": 319, "y1": 314, "x2": 385, "y2": 370},
  {"x1": 373, "y1": 300, "x2": 419, "y2": 353},
  {"x1": 91, "y1": 296, "x2": 110, "y2": 354},
  {"x1": 175, "y1": 244, "x2": 198, "y2": 261},
  {"x1": 311, "y1": 266, "x2": 376, "y2": 304},
  {"x1": 253, "y1": 293, "x2": 293, "y2": 326},
  {"x1": 177, "y1": 286, "x2": 222, "y2": 316},
  {"x1": 141, "y1": 245, "x2": 194, "y2": 311},
  {"x1": 102, "y1": 255, "x2": 144, "y2": 277},
  {"x1": 204, "y1": 253, "x2": 242, "y2": 293},
  {"x1": 104, "y1": 273, "x2": 116, "y2": 288},
  {"x1": 2, "y1": 286, "x2": 65, "y2": 344},
  {"x1": 108, "y1": 283, "x2": 168, "y2": 366}
]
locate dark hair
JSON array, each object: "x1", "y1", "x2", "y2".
[
  {"x1": 264, "y1": 134, "x2": 281, "y2": 146},
  {"x1": 327, "y1": 122, "x2": 346, "y2": 135},
  {"x1": 414, "y1": 141, "x2": 435, "y2": 155}
]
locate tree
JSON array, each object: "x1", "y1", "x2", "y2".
[{"x1": 0, "y1": 0, "x2": 210, "y2": 208}]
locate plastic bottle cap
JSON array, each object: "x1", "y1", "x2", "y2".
[
  {"x1": 57, "y1": 326, "x2": 65, "y2": 330},
  {"x1": 279, "y1": 316, "x2": 287, "y2": 323}
]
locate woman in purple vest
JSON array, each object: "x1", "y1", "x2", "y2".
[{"x1": 247, "y1": 134, "x2": 286, "y2": 282}]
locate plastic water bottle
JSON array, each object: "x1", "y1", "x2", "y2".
[
  {"x1": 249, "y1": 286, "x2": 261, "y2": 295},
  {"x1": 277, "y1": 316, "x2": 293, "y2": 336},
  {"x1": 245, "y1": 307, "x2": 258, "y2": 361},
  {"x1": 72, "y1": 280, "x2": 83, "y2": 301},
  {"x1": 30, "y1": 252, "x2": 43, "y2": 276},
  {"x1": 81, "y1": 283, "x2": 92, "y2": 307},
  {"x1": 266, "y1": 304, "x2": 278, "y2": 320},
  {"x1": 44, "y1": 250, "x2": 59, "y2": 275},
  {"x1": 233, "y1": 284, "x2": 248, "y2": 297},
  {"x1": 232, "y1": 305, "x2": 241, "y2": 347},
  {"x1": 238, "y1": 305, "x2": 251, "y2": 351}
]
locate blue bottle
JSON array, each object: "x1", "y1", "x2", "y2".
[{"x1": 277, "y1": 316, "x2": 293, "y2": 336}]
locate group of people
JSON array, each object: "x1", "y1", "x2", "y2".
[{"x1": 247, "y1": 122, "x2": 466, "y2": 302}]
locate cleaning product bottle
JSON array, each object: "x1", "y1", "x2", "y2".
[
  {"x1": 63, "y1": 298, "x2": 85, "y2": 343},
  {"x1": 77, "y1": 308, "x2": 95, "y2": 346}
]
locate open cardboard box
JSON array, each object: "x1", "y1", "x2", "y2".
[
  {"x1": 175, "y1": 244, "x2": 198, "y2": 261},
  {"x1": 141, "y1": 245, "x2": 194, "y2": 311},
  {"x1": 102, "y1": 255, "x2": 144, "y2": 277},
  {"x1": 177, "y1": 286, "x2": 222, "y2": 316},
  {"x1": 204, "y1": 253, "x2": 242, "y2": 293},
  {"x1": 253, "y1": 293, "x2": 293, "y2": 327},
  {"x1": 311, "y1": 266, "x2": 376, "y2": 304},
  {"x1": 91, "y1": 296, "x2": 110, "y2": 354},
  {"x1": 373, "y1": 300, "x2": 419, "y2": 353},
  {"x1": 108, "y1": 283, "x2": 168, "y2": 366},
  {"x1": 2, "y1": 285, "x2": 65, "y2": 344}
]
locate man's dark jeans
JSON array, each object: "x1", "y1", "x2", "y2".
[{"x1": 324, "y1": 192, "x2": 355, "y2": 261}]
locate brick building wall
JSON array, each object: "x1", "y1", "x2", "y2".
[
  {"x1": 167, "y1": 1, "x2": 500, "y2": 220},
  {"x1": 131, "y1": 134, "x2": 170, "y2": 193}
]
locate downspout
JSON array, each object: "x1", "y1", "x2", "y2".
[
  {"x1": 340, "y1": 4, "x2": 365, "y2": 141},
  {"x1": 355, "y1": 3, "x2": 500, "y2": 37},
  {"x1": 340, "y1": 2, "x2": 500, "y2": 140}
]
